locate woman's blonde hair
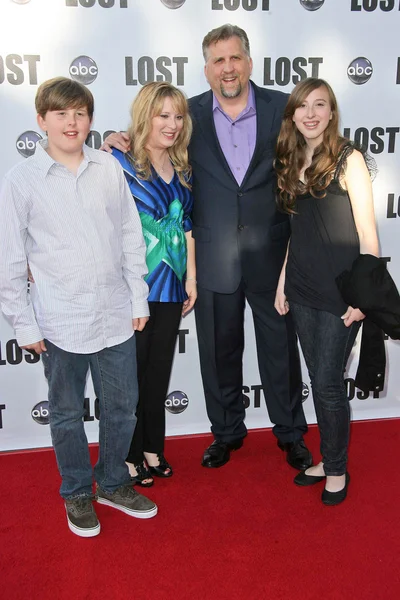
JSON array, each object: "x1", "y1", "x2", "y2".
[
  {"x1": 127, "y1": 82, "x2": 192, "y2": 189},
  {"x1": 275, "y1": 77, "x2": 347, "y2": 213}
]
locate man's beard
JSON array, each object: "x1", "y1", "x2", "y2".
[{"x1": 220, "y1": 79, "x2": 242, "y2": 99}]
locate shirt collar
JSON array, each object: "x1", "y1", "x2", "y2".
[
  {"x1": 212, "y1": 82, "x2": 256, "y2": 120},
  {"x1": 34, "y1": 138, "x2": 102, "y2": 177}
]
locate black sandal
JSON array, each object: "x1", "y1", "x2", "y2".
[
  {"x1": 131, "y1": 462, "x2": 154, "y2": 487},
  {"x1": 148, "y1": 453, "x2": 173, "y2": 478}
]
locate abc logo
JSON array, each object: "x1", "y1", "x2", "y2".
[
  {"x1": 165, "y1": 390, "x2": 189, "y2": 414},
  {"x1": 347, "y1": 57, "x2": 373, "y2": 84},
  {"x1": 160, "y1": 0, "x2": 186, "y2": 8},
  {"x1": 300, "y1": 0, "x2": 325, "y2": 10},
  {"x1": 302, "y1": 382, "x2": 310, "y2": 402},
  {"x1": 31, "y1": 401, "x2": 50, "y2": 425},
  {"x1": 16, "y1": 131, "x2": 42, "y2": 158},
  {"x1": 69, "y1": 56, "x2": 98, "y2": 85}
]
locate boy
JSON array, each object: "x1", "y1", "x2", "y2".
[{"x1": 0, "y1": 77, "x2": 157, "y2": 537}]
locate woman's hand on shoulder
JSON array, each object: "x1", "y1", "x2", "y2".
[
  {"x1": 100, "y1": 131, "x2": 130, "y2": 153},
  {"x1": 341, "y1": 306, "x2": 365, "y2": 327},
  {"x1": 182, "y1": 279, "x2": 197, "y2": 316}
]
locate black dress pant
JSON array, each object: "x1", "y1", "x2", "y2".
[
  {"x1": 194, "y1": 281, "x2": 308, "y2": 444},
  {"x1": 126, "y1": 301, "x2": 182, "y2": 464}
]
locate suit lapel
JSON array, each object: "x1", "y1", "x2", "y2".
[
  {"x1": 241, "y1": 82, "x2": 276, "y2": 188},
  {"x1": 193, "y1": 83, "x2": 277, "y2": 189},
  {"x1": 196, "y1": 92, "x2": 240, "y2": 187}
]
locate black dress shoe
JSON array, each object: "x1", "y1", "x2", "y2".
[
  {"x1": 322, "y1": 472, "x2": 350, "y2": 506},
  {"x1": 277, "y1": 438, "x2": 313, "y2": 470},
  {"x1": 294, "y1": 470, "x2": 325, "y2": 487},
  {"x1": 202, "y1": 439, "x2": 243, "y2": 468}
]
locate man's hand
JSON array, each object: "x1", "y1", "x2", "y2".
[
  {"x1": 274, "y1": 288, "x2": 289, "y2": 316},
  {"x1": 100, "y1": 131, "x2": 130, "y2": 153},
  {"x1": 182, "y1": 280, "x2": 197, "y2": 316},
  {"x1": 341, "y1": 306, "x2": 365, "y2": 327},
  {"x1": 21, "y1": 340, "x2": 47, "y2": 355},
  {"x1": 133, "y1": 317, "x2": 149, "y2": 332}
]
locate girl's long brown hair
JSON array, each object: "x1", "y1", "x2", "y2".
[
  {"x1": 127, "y1": 82, "x2": 192, "y2": 189},
  {"x1": 275, "y1": 78, "x2": 347, "y2": 213}
]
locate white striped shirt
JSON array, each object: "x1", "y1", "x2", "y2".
[{"x1": 0, "y1": 140, "x2": 149, "y2": 353}]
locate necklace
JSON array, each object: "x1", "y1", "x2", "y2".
[{"x1": 152, "y1": 154, "x2": 169, "y2": 173}]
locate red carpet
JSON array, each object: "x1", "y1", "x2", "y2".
[{"x1": 1, "y1": 420, "x2": 400, "y2": 600}]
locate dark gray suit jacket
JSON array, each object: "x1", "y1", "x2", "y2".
[{"x1": 189, "y1": 81, "x2": 289, "y2": 294}]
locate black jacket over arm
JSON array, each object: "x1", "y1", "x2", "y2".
[
  {"x1": 189, "y1": 82, "x2": 289, "y2": 294},
  {"x1": 336, "y1": 254, "x2": 400, "y2": 393}
]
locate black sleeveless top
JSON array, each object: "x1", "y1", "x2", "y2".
[{"x1": 285, "y1": 145, "x2": 368, "y2": 317}]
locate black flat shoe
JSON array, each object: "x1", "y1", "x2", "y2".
[
  {"x1": 201, "y1": 439, "x2": 243, "y2": 468},
  {"x1": 294, "y1": 470, "x2": 326, "y2": 487},
  {"x1": 277, "y1": 438, "x2": 313, "y2": 470},
  {"x1": 131, "y1": 462, "x2": 154, "y2": 488},
  {"x1": 148, "y1": 453, "x2": 173, "y2": 478},
  {"x1": 322, "y1": 472, "x2": 350, "y2": 506}
]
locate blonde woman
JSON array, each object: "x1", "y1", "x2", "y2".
[{"x1": 112, "y1": 82, "x2": 196, "y2": 486}]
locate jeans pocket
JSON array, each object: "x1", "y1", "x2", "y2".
[{"x1": 41, "y1": 347, "x2": 52, "y2": 381}]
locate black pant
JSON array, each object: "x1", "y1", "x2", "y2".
[
  {"x1": 126, "y1": 301, "x2": 182, "y2": 465},
  {"x1": 194, "y1": 282, "x2": 308, "y2": 444},
  {"x1": 290, "y1": 302, "x2": 360, "y2": 475}
]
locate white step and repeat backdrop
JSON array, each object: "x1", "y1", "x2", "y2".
[{"x1": 0, "y1": 0, "x2": 399, "y2": 451}]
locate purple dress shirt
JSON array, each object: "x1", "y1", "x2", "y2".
[{"x1": 212, "y1": 83, "x2": 257, "y2": 186}]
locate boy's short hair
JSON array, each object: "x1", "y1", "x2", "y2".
[{"x1": 35, "y1": 77, "x2": 94, "y2": 119}]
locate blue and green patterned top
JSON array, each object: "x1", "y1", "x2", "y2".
[{"x1": 112, "y1": 149, "x2": 193, "y2": 302}]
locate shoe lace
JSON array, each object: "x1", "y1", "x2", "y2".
[
  {"x1": 68, "y1": 496, "x2": 93, "y2": 516},
  {"x1": 118, "y1": 484, "x2": 138, "y2": 500}
]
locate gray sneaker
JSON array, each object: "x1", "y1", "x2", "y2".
[
  {"x1": 65, "y1": 496, "x2": 101, "y2": 538},
  {"x1": 96, "y1": 483, "x2": 158, "y2": 519}
]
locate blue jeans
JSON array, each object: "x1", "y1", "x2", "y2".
[
  {"x1": 290, "y1": 303, "x2": 360, "y2": 476},
  {"x1": 42, "y1": 336, "x2": 138, "y2": 499}
]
